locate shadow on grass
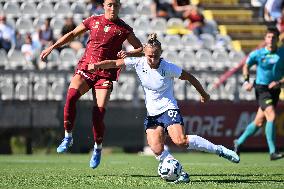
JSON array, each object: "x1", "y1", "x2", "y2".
[
  {"x1": 86, "y1": 173, "x2": 284, "y2": 184},
  {"x1": 86, "y1": 174, "x2": 159, "y2": 178},
  {"x1": 191, "y1": 179, "x2": 284, "y2": 184},
  {"x1": 191, "y1": 173, "x2": 284, "y2": 177}
]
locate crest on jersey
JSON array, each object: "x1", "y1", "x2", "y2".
[{"x1": 104, "y1": 25, "x2": 111, "y2": 32}]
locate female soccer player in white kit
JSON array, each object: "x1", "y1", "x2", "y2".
[{"x1": 88, "y1": 33, "x2": 240, "y2": 183}]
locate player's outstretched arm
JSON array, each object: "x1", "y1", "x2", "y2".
[
  {"x1": 179, "y1": 70, "x2": 210, "y2": 102},
  {"x1": 117, "y1": 33, "x2": 143, "y2": 59},
  {"x1": 88, "y1": 59, "x2": 125, "y2": 72},
  {"x1": 40, "y1": 23, "x2": 87, "y2": 60}
]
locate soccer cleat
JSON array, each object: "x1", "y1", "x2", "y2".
[
  {"x1": 270, "y1": 152, "x2": 284, "y2": 161},
  {"x1": 90, "y1": 148, "x2": 102, "y2": 169},
  {"x1": 56, "y1": 137, "x2": 73, "y2": 153},
  {"x1": 173, "y1": 171, "x2": 190, "y2": 184},
  {"x1": 233, "y1": 139, "x2": 240, "y2": 156},
  {"x1": 217, "y1": 145, "x2": 240, "y2": 163}
]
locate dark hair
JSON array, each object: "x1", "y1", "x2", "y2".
[
  {"x1": 145, "y1": 33, "x2": 161, "y2": 49},
  {"x1": 266, "y1": 27, "x2": 280, "y2": 37}
]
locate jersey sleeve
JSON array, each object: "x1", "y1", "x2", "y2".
[
  {"x1": 246, "y1": 50, "x2": 258, "y2": 67},
  {"x1": 167, "y1": 62, "x2": 182, "y2": 78},
  {"x1": 124, "y1": 57, "x2": 141, "y2": 71},
  {"x1": 82, "y1": 16, "x2": 95, "y2": 30}
]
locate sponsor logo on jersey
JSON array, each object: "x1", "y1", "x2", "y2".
[
  {"x1": 265, "y1": 99, "x2": 273, "y2": 104},
  {"x1": 92, "y1": 22, "x2": 100, "y2": 29},
  {"x1": 102, "y1": 81, "x2": 111, "y2": 87}
]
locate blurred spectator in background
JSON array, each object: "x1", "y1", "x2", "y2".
[
  {"x1": 251, "y1": 0, "x2": 267, "y2": 18},
  {"x1": 14, "y1": 30, "x2": 24, "y2": 50},
  {"x1": 88, "y1": 0, "x2": 104, "y2": 16},
  {"x1": 151, "y1": 0, "x2": 176, "y2": 19},
  {"x1": 0, "y1": 14, "x2": 15, "y2": 52},
  {"x1": 61, "y1": 17, "x2": 77, "y2": 36},
  {"x1": 171, "y1": 0, "x2": 212, "y2": 35},
  {"x1": 21, "y1": 33, "x2": 39, "y2": 67},
  {"x1": 264, "y1": 0, "x2": 284, "y2": 22},
  {"x1": 277, "y1": 5, "x2": 284, "y2": 31},
  {"x1": 61, "y1": 16, "x2": 83, "y2": 52},
  {"x1": 39, "y1": 18, "x2": 54, "y2": 49}
]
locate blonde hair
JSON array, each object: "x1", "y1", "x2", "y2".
[{"x1": 145, "y1": 33, "x2": 161, "y2": 50}]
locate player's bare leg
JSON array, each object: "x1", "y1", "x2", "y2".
[{"x1": 146, "y1": 126, "x2": 189, "y2": 183}]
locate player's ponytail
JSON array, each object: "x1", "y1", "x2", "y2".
[{"x1": 145, "y1": 33, "x2": 162, "y2": 50}]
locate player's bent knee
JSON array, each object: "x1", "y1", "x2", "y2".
[
  {"x1": 150, "y1": 145, "x2": 164, "y2": 155},
  {"x1": 173, "y1": 138, "x2": 187, "y2": 147}
]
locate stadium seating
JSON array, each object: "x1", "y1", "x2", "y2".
[
  {"x1": 181, "y1": 34, "x2": 202, "y2": 51},
  {"x1": 33, "y1": 74, "x2": 48, "y2": 101},
  {"x1": 3, "y1": 2, "x2": 20, "y2": 18},
  {"x1": 7, "y1": 49, "x2": 29, "y2": 70},
  {"x1": 47, "y1": 74, "x2": 65, "y2": 101},
  {"x1": 0, "y1": 0, "x2": 254, "y2": 101},
  {"x1": 15, "y1": 17, "x2": 34, "y2": 34},
  {"x1": 200, "y1": 33, "x2": 215, "y2": 50},
  {"x1": 133, "y1": 17, "x2": 150, "y2": 34},
  {"x1": 54, "y1": 2, "x2": 72, "y2": 18},
  {"x1": 0, "y1": 50, "x2": 8, "y2": 70},
  {"x1": 20, "y1": 2, "x2": 38, "y2": 18},
  {"x1": 211, "y1": 50, "x2": 229, "y2": 70},
  {"x1": 14, "y1": 74, "x2": 29, "y2": 100},
  {"x1": 163, "y1": 34, "x2": 181, "y2": 51},
  {"x1": 37, "y1": 2, "x2": 54, "y2": 18},
  {"x1": 59, "y1": 48, "x2": 77, "y2": 70},
  {"x1": 150, "y1": 18, "x2": 167, "y2": 36},
  {"x1": 195, "y1": 49, "x2": 212, "y2": 70},
  {"x1": 137, "y1": 3, "x2": 151, "y2": 18},
  {"x1": 0, "y1": 75, "x2": 13, "y2": 100},
  {"x1": 178, "y1": 50, "x2": 196, "y2": 70},
  {"x1": 71, "y1": 2, "x2": 87, "y2": 17}
]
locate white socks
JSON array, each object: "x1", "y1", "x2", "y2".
[
  {"x1": 94, "y1": 142, "x2": 102, "y2": 149},
  {"x1": 187, "y1": 135, "x2": 218, "y2": 153},
  {"x1": 65, "y1": 131, "x2": 72, "y2": 138},
  {"x1": 155, "y1": 150, "x2": 174, "y2": 162}
]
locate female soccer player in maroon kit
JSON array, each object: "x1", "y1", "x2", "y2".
[{"x1": 40, "y1": 0, "x2": 143, "y2": 168}]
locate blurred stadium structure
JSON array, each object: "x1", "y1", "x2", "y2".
[{"x1": 0, "y1": 0, "x2": 284, "y2": 154}]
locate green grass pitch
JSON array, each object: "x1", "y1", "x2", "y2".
[{"x1": 0, "y1": 152, "x2": 283, "y2": 189}]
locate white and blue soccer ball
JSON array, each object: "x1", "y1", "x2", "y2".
[{"x1": 158, "y1": 158, "x2": 182, "y2": 181}]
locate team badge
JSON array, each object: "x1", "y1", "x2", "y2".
[{"x1": 104, "y1": 25, "x2": 111, "y2": 32}]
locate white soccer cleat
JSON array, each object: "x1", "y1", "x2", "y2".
[{"x1": 217, "y1": 145, "x2": 240, "y2": 163}]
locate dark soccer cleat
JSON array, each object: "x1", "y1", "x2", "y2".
[
  {"x1": 233, "y1": 139, "x2": 240, "y2": 156},
  {"x1": 270, "y1": 153, "x2": 284, "y2": 161},
  {"x1": 90, "y1": 148, "x2": 102, "y2": 169},
  {"x1": 56, "y1": 137, "x2": 73, "y2": 153}
]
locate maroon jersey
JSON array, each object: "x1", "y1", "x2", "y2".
[{"x1": 78, "y1": 15, "x2": 133, "y2": 80}]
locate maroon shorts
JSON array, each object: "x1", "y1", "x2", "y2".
[{"x1": 75, "y1": 69, "x2": 113, "y2": 90}]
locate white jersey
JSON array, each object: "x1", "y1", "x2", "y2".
[{"x1": 124, "y1": 57, "x2": 182, "y2": 116}]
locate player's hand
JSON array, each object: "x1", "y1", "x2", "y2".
[
  {"x1": 200, "y1": 93, "x2": 210, "y2": 103},
  {"x1": 243, "y1": 82, "x2": 253, "y2": 91},
  {"x1": 88, "y1": 64, "x2": 97, "y2": 73},
  {"x1": 117, "y1": 50, "x2": 128, "y2": 59},
  {"x1": 268, "y1": 81, "x2": 280, "y2": 89},
  {"x1": 40, "y1": 46, "x2": 53, "y2": 61}
]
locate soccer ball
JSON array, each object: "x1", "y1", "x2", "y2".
[{"x1": 158, "y1": 158, "x2": 182, "y2": 181}]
